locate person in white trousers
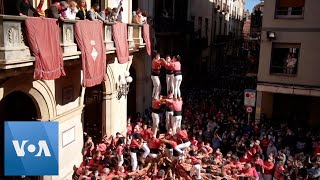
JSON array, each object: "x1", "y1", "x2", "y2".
[
  {"x1": 129, "y1": 134, "x2": 142, "y2": 172},
  {"x1": 151, "y1": 97, "x2": 163, "y2": 137},
  {"x1": 164, "y1": 97, "x2": 183, "y2": 134},
  {"x1": 165, "y1": 105, "x2": 174, "y2": 132},
  {"x1": 151, "y1": 53, "x2": 162, "y2": 99},
  {"x1": 163, "y1": 55, "x2": 174, "y2": 98},
  {"x1": 174, "y1": 126, "x2": 191, "y2": 155},
  {"x1": 172, "y1": 55, "x2": 182, "y2": 99}
]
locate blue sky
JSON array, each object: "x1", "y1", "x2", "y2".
[{"x1": 245, "y1": 0, "x2": 263, "y2": 12}]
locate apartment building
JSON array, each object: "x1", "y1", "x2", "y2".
[{"x1": 256, "y1": 0, "x2": 320, "y2": 128}]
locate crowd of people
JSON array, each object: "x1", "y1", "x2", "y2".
[
  {"x1": 73, "y1": 52, "x2": 320, "y2": 180},
  {"x1": 14, "y1": 0, "x2": 149, "y2": 25}
]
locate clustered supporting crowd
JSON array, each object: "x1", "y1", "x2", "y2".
[
  {"x1": 74, "y1": 56, "x2": 320, "y2": 180},
  {"x1": 15, "y1": 0, "x2": 149, "y2": 25}
]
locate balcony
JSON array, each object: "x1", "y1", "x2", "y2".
[{"x1": 0, "y1": 15, "x2": 146, "y2": 71}]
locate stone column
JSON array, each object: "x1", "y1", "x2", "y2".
[
  {"x1": 0, "y1": 15, "x2": 32, "y2": 66},
  {"x1": 104, "y1": 23, "x2": 116, "y2": 52},
  {"x1": 60, "y1": 20, "x2": 78, "y2": 55}
]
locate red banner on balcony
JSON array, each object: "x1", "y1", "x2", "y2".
[
  {"x1": 112, "y1": 23, "x2": 130, "y2": 64},
  {"x1": 25, "y1": 17, "x2": 65, "y2": 80},
  {"x1": 143, "y1": 24, "x2": 151, "y2": 56},
  {"x1": 75, "y1": 21, "x2": 107, "y2": 87}
]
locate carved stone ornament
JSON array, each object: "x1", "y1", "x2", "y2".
[
  {"x1": 8, "y1": 27, "x2": 19, "y2": 44},
  {"x1": 66, "y1": 28, "x2": 72, "y2": 42}
]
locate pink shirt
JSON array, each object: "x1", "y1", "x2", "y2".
[
  {"x1": 152, "y1": 60, "x2": 162, "y2": 70},
  {"x1": 152, "y1": 99, "x2": 162, "y2": 109},
  {"x1": 166, "y1": 99, "x2": 183, "y2": 111},
  {"x1": 172, "y1": 61, "x2": 181, "y2": 71}
]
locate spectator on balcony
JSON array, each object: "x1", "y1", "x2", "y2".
[
  {"x1": 65, "y1": 1, "x2": 79, "y2": 20},
  {"x1": 99, "y1": 7, "x2": 112, "y2": 22},
  {"x1": 16, "y1": 0, "x2": 40, "y2": 17},
  {"x1": 36, "y1": 0, "x2": 45, "y2": 17},
  {"x1": 132, "y1": 9, "x2": 143, "y2": 24},
  {"x1": 285, "y1": 53, "x2": 297, "y2": 74},
  {"x1": 76, "y1": 0, "x2": 87, "y2": 20},
  {"x1": 87, "y1": 3, "x2": 106, "y2": 23},
  {"x1": 114, "y1": 0, "x2": 123, "y2": 22},
  {"x1": 46, "y1": 1, "x2": 69, "y2": 21}
]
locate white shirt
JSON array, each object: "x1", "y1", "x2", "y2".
[{"x1": 65, "y1": 8, "x2": 78, "y2": 20}]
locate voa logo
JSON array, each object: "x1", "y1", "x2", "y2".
[
  {"x1": 5, "y1": 121, "x2": 59, "y2": 176},
  {"x1": 12, "y1": 140, "x2": 51, "y2": 157}
]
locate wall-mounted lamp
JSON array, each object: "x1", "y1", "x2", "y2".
[
  {"x1": 267, "y1": 31, "x2": 276, "y2": 40},
  {"x1": 117, "y1": 71, "x2": 133, "y2": 100}
]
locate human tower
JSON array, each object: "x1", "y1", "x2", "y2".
[{"x1": 150, "y1": 53, "x2": 183, "y2": 137}]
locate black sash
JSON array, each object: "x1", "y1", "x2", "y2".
[
  {"x1": 152, "y1": 109, "x2": 161, "y2": 114},
  {"x1": 174, "y1": 111, "x2": 182, "y2": 116}
]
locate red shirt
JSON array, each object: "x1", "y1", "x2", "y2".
[
  {"x1": 141, "y1": 129, "x2": 153, "y2": 141},
  {"x1": 172, "y1": 61, "x2": 181, "y2": 71},
  {"x1": 152, "y1": 99, "x2": 162, "y2": 109},
  {"x1": 166, "y1": 99, "x2": 183, "y2": 111},
  {"x1": 274, "y1": 165, "x2": 285, "y2": 180},
  {"x1": 165, "y1": 62, "x2": 175, "y2": 70},
  {"x1": 263, "y1": 161, "x2": 274, "y2": 175},
  {"x1": 148, "y1": 137, "x2": 162, "y2": 149},
  {"x1": 116, "y1": 145, "x2": 124, "y2": 155},
  {"x1": 240, "y1": 156, "x2": 250, "y2": 163},
  {"x1": 130, "y1": 139, "x2": 141, "y2": 148},
  {"x1": 167, "y1": 140, "x2": 178, "y2": 148},
  {"x1": 255, "y1": 158, "x2": 264, "y2": 167},
  {"x1": 176, "y1": 130, "x2": 188, "y2": 141},
  {"x1": 190, "y1": 139, "x2": 198, "y2": 146},
  {"x1": 127, "y1": 125, "x2": 133, "y2": 135},
  {"x1": 152, "y1": 59, "x2": 162, "y2": 70},
  {"x1": 241, "y1": 168, "x2": 255, "y2": 177}
]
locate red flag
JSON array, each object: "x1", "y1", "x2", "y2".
[
  {"x1": 143, "y1": 24, "x2": 151, "y2": 56},
  {"x1": 25, "y1": 17, "x2": 65, "y2": 80},
  {"x1": 112, "y1": 23, "x2": 130, "y2": 64},
  {"x1": 75, "y1": 21, "x2": 107, "y2": 87}
]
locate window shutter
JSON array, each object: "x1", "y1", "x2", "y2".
[{"x1": 278, "y1": 0, "x2": 305, "y2": 7}]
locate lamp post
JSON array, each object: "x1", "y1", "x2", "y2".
[{"x1": 117, "y1": 71, "x2": 133, "y2": 100}]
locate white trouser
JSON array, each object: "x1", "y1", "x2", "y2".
[
  {"x1": 166, "y1": 74, "x2": 174, "y2": 95},
  {"x1": 173, "y1": 75, "x2": 182, "y2": 98},
  {"x1": 149, "y1": 153, "x2": 158, "y2": 158},
  {"x1": 172, "y1": 115, "x2": 182, "y2": 134},
  {"x1": 190, "y1": 164, "x2": 201, "y2": 179},
  {"x1": 174, "y1": 141, "x2": 191, "y2": 154},
  {"x1": 117, "y1": 154, "x2": 124, "y2": 166},
  {"x1": 141, "y1": 142, "x2": 150, "y2": 158},
  {"x1": 165, "y1": 111, "x2": 173, "y2": 131},
  {"x1": 130, "y1": 152, "x2": 138, "y2": 171},
  {"x1": 264, "y1": 174, "x2": 272, "y2": 180},
  {"x1": 151, "y1": 75, "x2": 161, "y2": 99},
  {"x1": 151, "y1": 112, "x2": 160, "y2": 137}
]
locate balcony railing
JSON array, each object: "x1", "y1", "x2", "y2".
[
  {"x1": 270, "y1": 66, "x2": 297, "y2": 76},
  {"x1": 0, "y1": 15, "x2": 146, "y2": 70}
]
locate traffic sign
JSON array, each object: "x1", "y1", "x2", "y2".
[
  {"x1": 246, "y1": 106, "x2": 253, "y2": 113},
  {"x1": 244, "y1": 89, "x2": 256, "y2": 107}
]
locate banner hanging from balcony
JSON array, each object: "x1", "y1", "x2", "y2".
[
  {"x1": 112, "y1": 23, "x2": 130, "y2": 64},
  {"x1": 143, "y1": 24, "x2": 151, "y2": 56},
  {"x1": 75, "y1": 21, "x2": 107, "y2": 87},
  {"x1": 25, "y1": 18, "x2": 65, "y2": 80}
]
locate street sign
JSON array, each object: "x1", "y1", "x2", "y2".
[
  {"x1": 244, "y1": 89, "x2": 256, "y2": 107},
  {"x1": 246, "y1": 106, "x2": 253, "y2": 113}
]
